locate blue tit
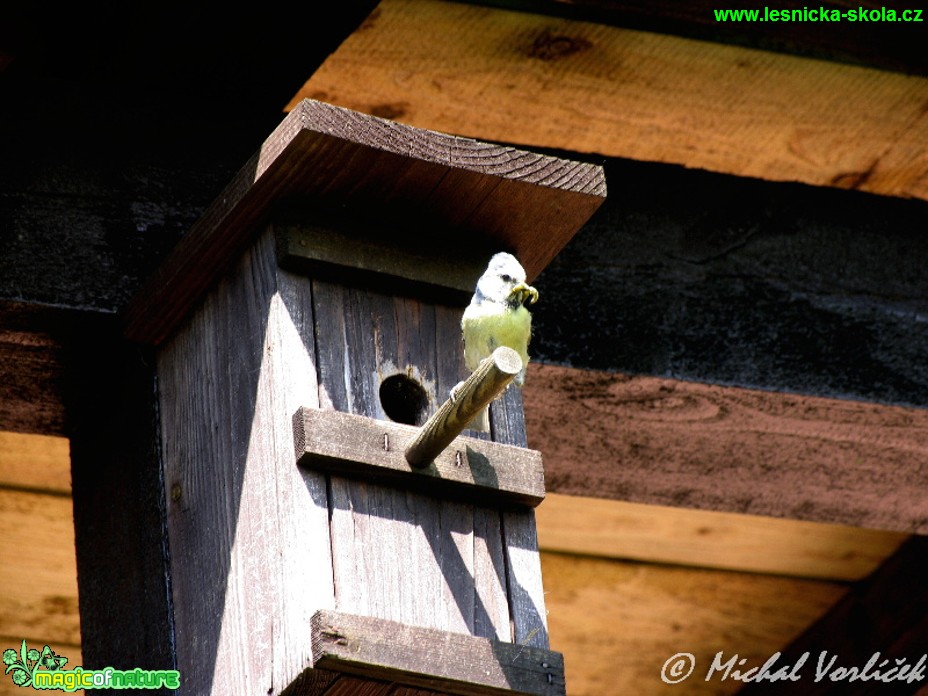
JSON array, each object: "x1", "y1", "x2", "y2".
[{"x1": 460, "y1": 252, "x2": 539, "y2": 431}]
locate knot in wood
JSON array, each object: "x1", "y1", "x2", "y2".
[{"x1": 529, "y1": 29, "x2": 592, "y2": 61}]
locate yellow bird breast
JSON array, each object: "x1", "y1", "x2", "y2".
[{"x1": 461, "y1": 302, "x2": 532, "y2": 385}]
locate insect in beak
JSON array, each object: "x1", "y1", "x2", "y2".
[{"x1": 512, "y1": 282, "x2": 539, "y2": 306}]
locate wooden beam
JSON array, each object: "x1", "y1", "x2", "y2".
[
  {"x1": 124, "y1": 99, "x2": 606, "y2": 346},
  {"x1": 536, "y1": 493, "x2": 907, "y2": 581},
  {"x1": 68, "y1": 333, "x2": 174, "y2": 673},
  {"x1": 737, "y1": 535, "x2": 928, "y2": 695},
  {"x1": 0, "y1": 303, "x2": 77, "y2": 437},
  {"x1": 525, "y1": 364, "x2": 928, "y2": 533},
  {"x1": 290, "y1": 0, "x2": 928, "y2": 201},
  {"x1": 528, "y1": 158, "x2": 928, "y2": 408},
  {"x1": 309, "y1": 610, "x2": 565, "y2": 696}
]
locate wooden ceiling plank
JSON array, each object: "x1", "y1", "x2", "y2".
[
  {"x1": 537, "y1": 493, "x2": 908, "y2": 581},
  {"x1": 541, "y1": 552, "x2": 847, "y2": 695},
  {"x1": 525, "y1": 364, "x2": 928, "y2": 533},
  {"x1": 736, "y1": 535, "x2": 928, "y2": 695},
  {"x1": 0, "y1": 432, "x2": 71, "y2": 495},
  {"x1": 290, "y1": 0, "x2": 928, "y2": 201},
  {"x1": 0, "y1": 489, "x2": 81, "y2": 647},
  {"x1": 470, "y1": 0, "x2": 928, "y2": 76}
]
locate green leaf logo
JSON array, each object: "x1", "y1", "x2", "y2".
[{"x1": 2, "y1": 640, "x2": 69, "y2": 688}]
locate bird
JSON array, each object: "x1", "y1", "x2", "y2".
[{"x1": 460, "y1": 252, "x2": 539, "y2": 431}]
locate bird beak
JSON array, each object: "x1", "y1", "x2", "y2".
[{"x1": 512, "y1": 282, "x2": 539, "y2": 306}]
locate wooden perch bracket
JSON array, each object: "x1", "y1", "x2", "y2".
[{"x1": 293, "y1": 403, "x2": 545, "y2": 507}]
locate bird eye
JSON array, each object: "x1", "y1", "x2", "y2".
[{"x1": 500, "y1": 274, "x2": 512, "y2": 283}]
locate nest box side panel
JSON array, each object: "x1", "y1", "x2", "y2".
[
  {"x1": 311, "y1": 277, "x2": 518, "y2": 642},
  {"x1": 157, "y1": 229, "x2": 335, "y2": 694}
]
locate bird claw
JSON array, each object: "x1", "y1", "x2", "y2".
[{"x1": 450, "y1": 381, "x2": 465, "y2": 403}]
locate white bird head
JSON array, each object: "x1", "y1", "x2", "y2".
[{"x1": 472, "y1": 253, "x2": 539, "y2": 308}]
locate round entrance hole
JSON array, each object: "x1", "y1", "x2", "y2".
[{"x1": 379, "y1": 374, "x2": 429, "y2": 426}]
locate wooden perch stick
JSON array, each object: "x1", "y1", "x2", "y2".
[{"x1": 405, "y1": 347, "x2": 522, "y2": 468}]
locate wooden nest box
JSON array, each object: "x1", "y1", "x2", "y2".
[{"x1": 124, "y1": 100, "x2": 606, "y2": 695}]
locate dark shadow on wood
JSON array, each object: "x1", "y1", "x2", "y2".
[{"x1": 67, "y1": 319, "x2": 175, "y2": 673}]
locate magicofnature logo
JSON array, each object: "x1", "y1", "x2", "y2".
[
  {"x1": 3, "y1": 641, "x2": 67, "y2": 688},
  {"x1": 3, "y1": 640, "x2": 180, "y2": 691}
]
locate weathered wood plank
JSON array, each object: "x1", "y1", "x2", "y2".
[
  {"x1": 124, "y1": 100, "x2": 605, "y2": 345},
  {"x1": 0, "y1": 303, "x2": 107, "y2": 437},
  {"x1": 526, "y1": 364, "x2": 928, "y2": 532},
  {"x1": 536, "y1": 493, "x2": 908, "y2": 581},
  {"x1": 294, "y1": 407, "x2": 545, "y2": 507},
  {"x1": 315, "y1": 281, "x2": 513, "y2": 641},
  {"x1": 310, "y1": 610, "x2": 565, "y2": 696},
  {"x1": 291, "y1": 0, "x2": 928, "y2": 201},
  {"x1": 541, "y1": 552, "x2": 847, "y2": 696},
  {"x1": 271, "y1": 261, "x2": 334, "y2": 692},
  {"x1": 490, "y1": 384, "x2": 550, "y2": 650},
  {"x1": 276, "y1": 220, "x2": 485, "y2": 302},
  {"x1": 158, "y1": 229, "x2": 334, "y2": 694}
]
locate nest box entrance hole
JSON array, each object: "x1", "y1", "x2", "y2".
[{"x1": 379, "y1": 373, "x2": 430, "y2": 426}]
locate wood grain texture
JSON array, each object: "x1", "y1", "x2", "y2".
[
  {"x1": 0, "y1": 302, "x2": 106, "y2": 437},
  {"x1": 525, "y1": 364, "x2": 928, "y2": 532},
  {"x1": 291, "y1": 0, "x2": 928, "y2": 201},
  {"x1": 67, "y1": 331, "x2": 175, "y2": 672},
  {"x1": 295, "y1": 407, "x2": 545, "y2": 506},
  {"x1": 276, "y1": 220, "x2": 486, "y2": 302},
  {"x1": 536, "y1": 493, "x2": 907, "y2": 581},
  {"x1": 530, "y1": 158, "x2": 928, "y2": 409},
  {"x1": 310, "y1": 610, "x2": 565, "y2": 695},
  {"x1": 475, "y1": 0, "x2": 928, "y2": 76},
  {"x1": 541, "y1": 552, "x2": 847, "y2": 696},
  {"x1": 490, "y1": 385, "x2": 550, "y2": 650},
  {"x1": 0, "y1": 432, "x2": 70, "y2": 495},
  {"x1": 406, "y1": 347, "x2": 522, "y2": 467},
  {"x1": 158, "y1": 228, "x2": 334, "y2": 694},
  {"x1": 0, "y1": 490, "x2": 80, "y2": 647},
  {"x1": 738, "y1": 535, "x2": 928, "y2": 695},
  {"x1": 124, "y1": 99, "x2": 605, "y2": 346},
  {"x1": 313, "y1": 281, "x2": 517, "y2": 642}
]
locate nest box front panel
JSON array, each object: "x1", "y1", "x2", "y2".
[{"x1": 309, "y1": 275, "x2": 515, "y2": 641}]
